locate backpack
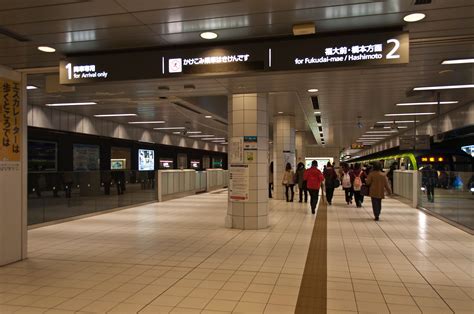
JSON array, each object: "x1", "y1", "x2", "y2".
[
  {"x1": 342, "y1": 173, "x2": 351, "y2": 188},
  {"x1": 353, "y1": 173, "x2": 362, "y2": 191}
]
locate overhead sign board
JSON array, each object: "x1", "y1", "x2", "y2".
[
  {"x1": 400, "y1": 135, "x2": 430, "y2": 150},
  {"x1": 270, "y1": 31, "x2": 409, "y2": 71},
  {"x1": 59, "y1": 31, "x2": 409, "y2": 85}
]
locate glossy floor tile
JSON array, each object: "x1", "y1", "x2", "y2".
[{"x1": 0, "y1": 189, "x2": 472, "y2": 313}]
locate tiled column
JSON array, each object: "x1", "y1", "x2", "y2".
[
  {"x1": 296, "y1": 131, "x2": 306, "y2": 165},
  {"x1": 226, "y1": 94, "x2": 268, "y2": 230},
  {"x1": 0, "y1": 66, "x2": 27, "y2": 266},
  {"x1": 273, "y1": 115, "x2": 296, "y2": 200}
]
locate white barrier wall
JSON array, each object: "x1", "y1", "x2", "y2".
[
  {"x1": 157, "y1": 169, "x2": 196, "y2": 202},
  {"x1": 393, "y1": 170, "x2": 418, "y2": 208},
  {"x1": 206, "y1": 169, "x2": 229, "y2": 192},
  {"x1": 157, "y1": 169, "x2": 229, "y2": 202}
]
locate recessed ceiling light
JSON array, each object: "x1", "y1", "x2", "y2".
[
  {"x1": 187, "y1": 131, "x2": 202, "y2": 134},
  {"x1": 384, "y1": 126, "x2": 408, "y2": 129},
  {"x1": 396, "y1": 101, "x2": 458, "y2": 106},
  {"x1": 308, "y1": 89, "x2": 319, "y2": 93},
  {"x1": 385, "y1": 112, "x2": 435, "y2": 116},
  {"x1": 403, "y1": 13, "x2": 426, "y2": 23},
  {"x1": 204, "y1": 115, "x2": 213, "y2": 119},
  {"x1": 189, "y1": 134, "x2": 214, "y2": 138},
  {"x1": 200, "y1": 32, "x2": 218, "y2": 40},
  {"x1": 172, "y1": 131, "x2": 181, "y2": 134},
  {"x1": 314, "y1": 111, "x2": 321, "y2": 114},
  {"x1": 441, "y1": 58, "x2": 474, "y2": 65},
  {"x1": 377, "y1": 120, "x2": 419, "y2": 124},
  {"x1": 38, "y1": 46, "x2": 56, "y2": 53},
  {"x1": 128, "y1": 121, "x2": 165, "y2": 124},
  {"x1": 154, "y1": 127, "x2": 186, "y2": 130},
  {"x1": 94, "y1": 113, "x2": 136, "y2": 117},
  {"x1": 46, "y1": 102, "x2": 96, "y2": 107},
  {"x1": 413, "y1": 84, "x2": 474, "y2": 91},
  {"x1": 27, "y1": 85, "x2": 38, "y2": 90},
  {"x1": 366, "y1": 131, "x2": 397, "y2": 133},
  {"x1": 278, "y1": 111, "x2": 284, "y2": 114}
]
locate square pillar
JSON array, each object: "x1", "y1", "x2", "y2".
[{"x1": 226, "y1": 94, "x2": 268, "y2": 229}]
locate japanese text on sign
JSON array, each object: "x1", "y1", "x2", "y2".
[{"x1": 0, "y1": 78, "x2": 21, "y2": 171}]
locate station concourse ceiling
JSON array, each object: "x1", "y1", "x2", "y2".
[{"x1": 1, "y1": 0, "x2": 473, "y2": 148}]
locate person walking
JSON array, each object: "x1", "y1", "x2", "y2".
[
  {"x1": 341, "y1": 162, "x2": 353, "y2": 205},
  {"x1": 282, "y1": 162, "x2": 295, "y2": 202},
  {"x1": 386, "y1": 162, "x2": 397, "y2": 192},
  {"x1": 350, "y1": 163, "x2": 366, "y2": 208},
  {"x1": 304, "y1": 160, "x2": 324, "y2": 214},
  {"x1": 295, "y1": 162, "x2": 308, "y2": 203},
  {"x1": 421, "y1": 164, "x2": 438, "y2": 202},
  {"x1": 323, "y1": 161, "x2": 338, "y2": 205},
  {"x1": 365, "y1": 162, "x2": 392, "y2": 221}
]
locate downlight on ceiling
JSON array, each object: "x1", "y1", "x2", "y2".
[
  {"x1": 27, "y1": 85, "x2": 38, "y2": 90},
  {"x1": 403, "y1": 13, "x2": 426, "y2": 22},
  {"x1": 38, "y1": 46, "x2": 55, "y2": 53},
  {"x1": 200, "y1": 32, "x2": 218, "y2": 40},
  {"x1": 308, "y1": 89, "x2": 319, "y2": 93},
  {"x1": 441, "y1": 58, "x2": 474, "y2": 65},
  {"x1": 46, "y1": 102, "x2": 96, "y2": 107},
  {"x1": 204, "y1": 115, "x2": 213, "y2": 119}
]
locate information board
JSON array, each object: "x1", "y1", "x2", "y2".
[
  {"x1": 0, "y1": 78, "x2": 21, "y2": 172},
  {"x1": 60, "y1": 31, "x2": 409, "y2": 85},
  {"x1": 229, "y1": 164, "x2": 249, "y2": 202}
]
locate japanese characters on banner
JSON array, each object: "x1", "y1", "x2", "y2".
[
  {"x1": 0, "y1": 78, "x2": 21, "y2": 172},
  {"x1": 229, "y1": 164, "x2": 249, "y2": 202}
]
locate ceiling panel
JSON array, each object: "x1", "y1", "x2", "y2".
[{"x1": 2, "y1": 0, "x2": 471, "y2": 149}]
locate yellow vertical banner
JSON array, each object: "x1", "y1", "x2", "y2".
[{"x1": 0, "y1": 77, "x2": 21, "y2": 169}]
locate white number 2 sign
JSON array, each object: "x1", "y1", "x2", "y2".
[{"x1": 386, "y1": 39, "x2": 401, "y2": 59}]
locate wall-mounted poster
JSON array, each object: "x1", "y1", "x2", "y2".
[
  {"x1": 111, "y1": 159, "x2": 126, "y2": 170},
  {"x1": 212, "y1": 157, "x2": 223, "y2": 168},
  {"x1": 138, "y1": 149, "x2": 155, "y2": 171},
  {"x1": 28, "y1": 140, "x2": 57, "y2": 172},
  {"x1": 305, "y1": 157, "x2": 333, "y2": 172},
  {"x1": 73, "y1": 144, "x2": 100, "y2": 171},
  {"x1": 160, "y1": 159, "x2": 173, "y2": 169}
]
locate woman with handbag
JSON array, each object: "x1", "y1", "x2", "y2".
[{"x1": 282, "y1": 162, "x2": 295, "y2": 202}]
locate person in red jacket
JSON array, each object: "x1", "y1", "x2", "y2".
[{"x1": 303, "y1": 160, "x2": 325, "y2": 214}]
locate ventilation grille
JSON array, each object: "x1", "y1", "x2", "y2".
[
  {"x1": 414, "y1": 0, "x2": 431, "y2": 4},
  {"x1": 316, "y1": 116, "x2": 322, "y2": 124},
  {"x1": 311, "y1": 96, "x2": 320, "y2": 110},
  {"x1": 0, "y1": 27, "x2": 30, "y2": 42},
  {"x1": 318, "y1": 126, "x2": 323, "y2": 132}
]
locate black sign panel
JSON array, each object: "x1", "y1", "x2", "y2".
[
  {"x1": 270, "y1": 31, "x2": 408, "y2": 71},
  {"x1": 162, "y1": 43, "x2": 268, "y2": 76},
  {"x1": 59, "y1": 50, "x2": 163, "y2": 84},
  {"x1": 59, "y1": 31, "x2": 409, "y2": 85}
]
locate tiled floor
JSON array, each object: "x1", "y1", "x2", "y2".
[
  {"x1": 327, "y1": 192, "x2": 473, "y2": 314},
  {"x1": 0, "y1": 189, "x2": 472, "y2": 313},
  {"x1": 0, "y1": 191, "x2": 314, "y2": 313}
]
